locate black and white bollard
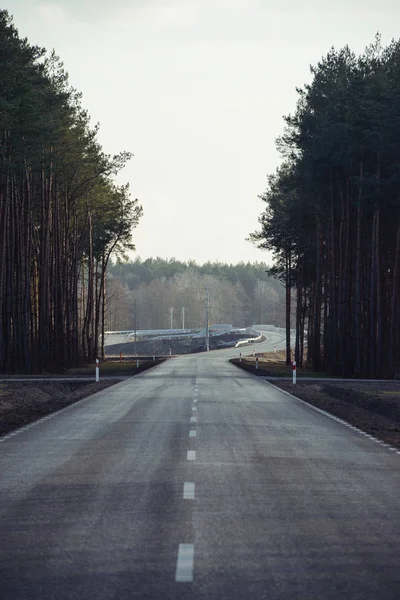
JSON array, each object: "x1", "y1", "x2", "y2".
[
  {"x1": 274, "y1": 345, "x2": 276, "y2": 353},
  {"x1": 256, "y1": 357, "x2": 259, "y2": 370},
  {"x1": 136, "y1": 356, "x2": 139, "y2": 368},
  {"x1": 95, "y1": 358, "x2": 100, "y2": 382},
  {"x1": 239, "y1": 352, "x2": 242, "y2": 363},
  {"x1": 292, "y1": 360, "x2": 296, "y2": 384}
]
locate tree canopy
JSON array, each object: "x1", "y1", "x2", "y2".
[
  {"x1": 251, "y1": 35, "x2": 400, "y2": 377},
  {"x1": 0, "y1": 10, "x2": 142, "y2": 372}
]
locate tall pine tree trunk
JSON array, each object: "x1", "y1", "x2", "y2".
[
  {"x1": 354, "y1": 162, "x2": 363, "y2": 377},
  {"x1": 388, "y1": 225, "x2": 400, "y2": 376},
  {"x1": 285, "y1": 249, "x2": 291, "y2": 366}
]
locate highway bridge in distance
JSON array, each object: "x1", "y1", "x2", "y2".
[{"x1": 0, "y1": 329, "x2": 399, "y2": 599}]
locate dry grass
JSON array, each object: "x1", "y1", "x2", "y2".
[
  {"x1": 66, "y1": 358, "x2": 165, "y2": 377},
  {"x1": 255, "y1": 349, "x2": 288, "y2": 361},
  {"x1": 235, "y1": 346, "x2": 331, "y2": 378}
]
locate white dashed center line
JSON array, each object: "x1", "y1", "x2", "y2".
[
  {"x1": 190, "y1": 416, "x2": 197, "y2": 423},
  {"x1": 192, "y1": 407, "x2": 197, "y2": 412},
  {"x1": 183, "y1": 482, "x2": 195, "y2": 499},
  {"x1": 175, "y1": 544, "x2": 194, "y2": 582},
  {"x1": 187, "y1": 450, "x2": 196, "y2": 461},
  {"x1": 189, "y1": 430, "x2": 196, "y2": 437}
]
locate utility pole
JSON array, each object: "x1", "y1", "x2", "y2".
[
  {"x1": 182, "y1": 306, "x2": 185, "y2": 330},
  {"x1": 170, "y1": 306, "x2": 174, "y2": 330},
  {"x1": 205, "y1": 288, "x2": 210, "y2": 352}
]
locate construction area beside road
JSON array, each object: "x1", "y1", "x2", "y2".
[{"x1": 105, "y1": 331, "x2": 264, "y2": 357}]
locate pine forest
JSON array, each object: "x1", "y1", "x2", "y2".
[
  {"x1": 251, "y1": 36, "x2": 400, "y2": 378},
  {"x1": 3, "y1": 10, "x2": 400, "y2": 379},
  {"x1": 0, "y1": 11, "x2": 142, "y2": 372}
]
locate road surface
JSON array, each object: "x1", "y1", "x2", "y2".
[{"x1": 1, "y1": 332, "x2": 400, "y2": 599}]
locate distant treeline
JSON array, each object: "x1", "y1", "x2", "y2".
[
  {"x1": 0, "y1": 11, "x2": 141, "y2": 373},
  {"x1": 252, "y1": 35, "x2": 400, "y2": 378},
  {"x1": 107, "y1": 258, "x2": 286, "y2": 330}
]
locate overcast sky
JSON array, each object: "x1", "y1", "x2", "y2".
[{"x1": 6, "y1": 0, "x2": 400, "y2": 264}]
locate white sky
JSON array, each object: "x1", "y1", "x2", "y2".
[{"x1": 6, "y1": 0, "x2": 400, "y2": 263}]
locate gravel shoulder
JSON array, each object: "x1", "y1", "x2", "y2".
[
  {"x1": 272, "y1": 380, "x2": 400, "y2": 448},
  {"x1": 0, "y1": 380, "x2": 119, "y2": 437}
]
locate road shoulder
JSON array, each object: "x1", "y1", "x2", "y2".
[{"x1": 269, "y1": 379, "x2": 400, "y2": 449}]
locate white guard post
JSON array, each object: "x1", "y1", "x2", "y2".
[
  {"x1": 136, "y1": 355, "x2": 139, "y2": 368},
  {"x1": 239, "y1": 352, "x2": 242, "y2": 363},
  {"x1": 95, "y1": 358, "x2": 100, "y2": 382},
  {"x1": 292, "y1": 360, "x2": 296, "y2": 384},
  {"x1": 153, "y1": 352, "x2": 155, "y2": 362},
  {"x1": 274, "y1": 345, "x2": 276, "y2": 353}
]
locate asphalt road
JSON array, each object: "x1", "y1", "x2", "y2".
[{"x1": 1, "y1": 333, "x2": 400, "y2": 599}]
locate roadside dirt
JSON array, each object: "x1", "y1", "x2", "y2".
[
  {"x1": 272, "y1": 380, "x2": 400, "y2": 449},
  {"x1": 0, "y1": 380, "x2": 119, "y2": 437}
]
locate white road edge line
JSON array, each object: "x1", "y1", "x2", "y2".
[
  {"x1": 187, "y1": 450, "x2": 196, "y2": 461},
  {"x1": 175, "y1": 543, "x2": 194, "y2": 582},
  {"x1": 0, "y1": 379, "x2": 129, "y2": 445},
  {"x1": 263, "y1": 379, "x2": 400, "y2": 456},
  {"x1": 183, "y1": 482, "x2": 195, "y2": 499}
]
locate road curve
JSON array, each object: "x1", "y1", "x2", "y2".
[{"x1": 0, "y1": 335, "x2": 400, "y2": 599}]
